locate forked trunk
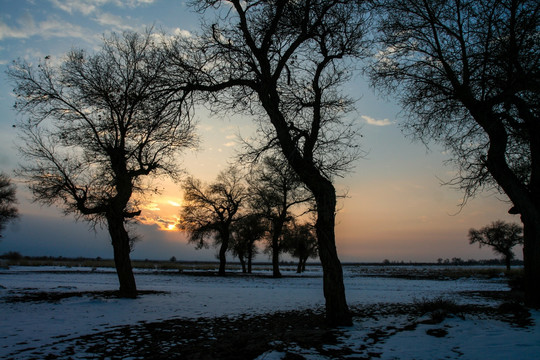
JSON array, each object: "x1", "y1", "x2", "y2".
[{"x1": 107, "y1": 214, "x2": 137, "y2": 298}]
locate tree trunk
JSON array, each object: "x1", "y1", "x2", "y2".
[
  {"x1": 296, "y1": 259, "x2": 302, "y2": 273},
  {"x1": 479, "y1": 116, "x2": 540, "y2": 307},
  {"x1": 107, "y1": 214, "x2": 137, "y2": 298},
  {"x1": 271, "y1": 231, "x2": 282, "y2": 278},
  {"x1": 247, "y1": 246, "x2": 253, "y2": 274},
  {"x1": 218, "y1": 230, "x2": 229, "y2": 276},
  {"x1": 239, "y1": 255, "x2": 247, "y2": 273},
  {"x1": 313, "y1": 180, "x2": 352, "y2": 326},
  {"x1": 504, "y1": 255, "x2": 511, "y2": 272},
  {"x1": 522, "y1": 216, "x2": 540, "y2": 307},
  {"x1": 259, "y1": 86, "x2": 351, "y2": 325}
]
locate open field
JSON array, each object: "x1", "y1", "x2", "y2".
[{"x1": 0, "y1": 264, "x2": 538, "y2": 359}]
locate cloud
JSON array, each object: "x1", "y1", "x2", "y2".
[
  {"x1": 51, "y1": 0, "x2": 157, "y2": 15},
  {"x1": 50, "y1": 0, "x2": 99, "y2": 16},
  {"x1": 173, "y1": 28, "x2": 192, "y2": 38},
  {"x1": 93, "y1": 12, "x2": 136, "y2": 31},
  {"x1": 0, "y1": 13, "x2": 86, "y2": 41},
  {"x1": 361, "y1": 115, "x2": 393, "y2": 127}
]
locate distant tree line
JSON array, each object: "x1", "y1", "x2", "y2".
[{"x1": 177, "y1": 159, "x2": 318, "y2": 277}]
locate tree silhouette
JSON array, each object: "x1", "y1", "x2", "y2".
[
  {"x1": 469, "y1": 220, "x2": 524, "y2": 271},
  {"x1": 178, "y1": 167, "x2": 246, "y2": 275},
  {"x1": 247, "y1": 156, "x2": 312, "y2": 278},
  {"x1": 0, "y1": 173, "x2": 18, "y2": 238},
  {"x1": 166, "y1": 0, "x2": 368, "y2": 326},
  {"x1": 370, "y1": 0, "x2": 540, "y2": 306},
  {"x1": 8, "y1": 30, "x2": 197, "y2": 297},
  {"x1": 230, "y1": 213, "x2": 266, "y2": 273},
  {"x1": 283, "y1": 220, "x2": 319, "y2": 274}
]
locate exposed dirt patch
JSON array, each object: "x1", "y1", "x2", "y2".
[{"x1": 7, "y1": 309, "x2": 346, "y2": 360}]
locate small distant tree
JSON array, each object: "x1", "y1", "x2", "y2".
[
  {"x1": 247, "y1": 156, "x2": 312, "y2": 278},
  {"x1": 230, "y1": 213, "x2": 266, "y2": 273},
  {"x1": 283, "y1": 220, "x2": 318, "y2": 274},
  {"x1": 178, "y1": 167, "x2": 246, "y2": 275},
  {"x1": 469, "y1": 220, "x2": 524, "y2": 271},
  {"x1": 0, "y1": 173, "x2": 19, "y2": 238},
  {"x1": 8, "y1": 30, "x2": 197, "y2": 297}
]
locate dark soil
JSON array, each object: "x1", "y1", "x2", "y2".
[
  {"x1": 6, "y1": 309, "x2": 346, "y2": 360},
  {"x1": 2, "y1": 290, "x2": 167, "y2": 303}
]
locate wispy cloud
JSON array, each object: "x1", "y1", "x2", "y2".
[
  {"x1": 361, "y1": 115, "x2": 393, "y2": 127},
  {"x1": 0, "y1": 13, "x2": 86, "y2": 41},
  {"x1": 93, "y1": 12, "x2": 136, "y2": 31}
]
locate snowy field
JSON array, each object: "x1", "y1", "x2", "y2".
[{"x1": 0, "y1": 264, "x2": 539, "y2": 359}]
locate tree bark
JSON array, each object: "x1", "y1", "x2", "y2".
[
  {"x1": 107, "y1": 214, "x2": 137, "y2": 298},
  {"x1": 314, "y1": 184, "x2": 352, "y2": 326}
]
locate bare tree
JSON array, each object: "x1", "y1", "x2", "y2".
[
  {"x1": 0, "y1": 173, "x2": 19, "y2": 238},
  {"x1": 165, "y1": 0, "x2": 368, "y2": 326},
  {"x1": 370, "y1": 0, "x2": 540, "y2": 306},
  {"x1": 8, "y1": 30, "x2": 197, "y2": 297},
  {"x1": 283, "y1": 220, "x2": 319, "y2": 274},
  {"x1": 178, "y1": 167, "x2": 246, "y2": 275},
  {"x1": 247, "y1": 156, "x2": 313, "y2": 278},
  {"x1": 469, "y1": 220, "x2": 524, "y2": 271},
  {"x1": 230, "y1": 213, "x2": 266, "y2": 273}
]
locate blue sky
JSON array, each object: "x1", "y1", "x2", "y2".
[{"x1": 0, "y1": 0, "x2": 519, "y2": 262}]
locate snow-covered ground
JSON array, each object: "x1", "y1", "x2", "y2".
[{"x1": 1, "y1": 265, "x2": 538, "y2": 359}]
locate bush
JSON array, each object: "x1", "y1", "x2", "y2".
[{"x1": 0, "y1": 251, "x2": 23, "y2": 260}]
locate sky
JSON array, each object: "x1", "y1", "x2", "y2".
[{"x1": 0, "y1": 0, "x2": 520, "y2": 263}]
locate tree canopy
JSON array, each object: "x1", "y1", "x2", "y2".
[
  {"x1": 0, "y1": 173, "x2": 18, "y2": 238},
  {"x1": 9, "y1": 30, "x2": 198, "y2": 296}
]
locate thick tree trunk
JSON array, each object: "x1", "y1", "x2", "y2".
[
  {"x1": 313, "y1": 181, "x2": 352, "y2": 326},
  {"x1": 479, "y1": 117, "x2": 540, "y2": 307},
  {"x1": 107, "y1": 215, "x2": 137, "y2": 298},
  {"x1": 297, "y1": 259, "x2": 303, "y2": 273},
  {"x1": 522, "y1": 215, "x2": 540, "y2": 307}
]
